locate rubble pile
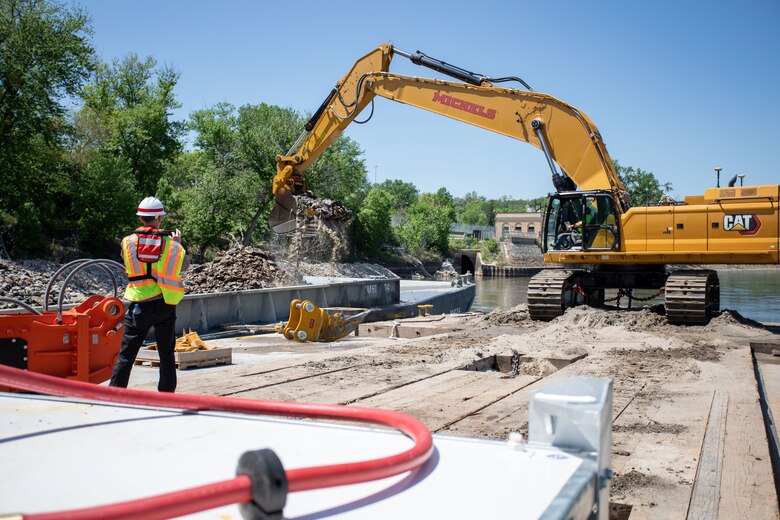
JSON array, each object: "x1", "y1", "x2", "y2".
[
  {"x1": 289, "y1": 198, "x2": 352, "y2": 263},
  {"x1": 280, "y1": 259, "x2": 397, "y2": 279},
  {"x1": 0, "y1": 245, "x2": 397, "y2": 309},
  {"x1": 434, "y1": 260, "x2": 459, "y2": 279},
  {"x1": 184, "y1": 247, "x2": 302, "y2": 294},
  {"x1": 0, "y1": 258, "x2": 121, "y2": 309}
]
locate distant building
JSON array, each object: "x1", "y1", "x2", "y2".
[
  {"x1": 495, "y1": 212, "x2": 542, "y2": 243},
  {"x1": 449, "y1": 223, "x2": 496, "y2": 240}
]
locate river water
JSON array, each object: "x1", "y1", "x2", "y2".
[{"x1": 471, "y1": 269, "x2": 780, "y2": 324}]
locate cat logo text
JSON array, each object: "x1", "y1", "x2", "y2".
[{"x1": 723, "y1": 214, "x2": 761, "y2": 235}]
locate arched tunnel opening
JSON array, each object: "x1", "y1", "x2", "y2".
[{"x1": 460, "y1": 253, "x2": 475, "y2": 275}]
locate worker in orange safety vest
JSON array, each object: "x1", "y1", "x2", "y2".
[{"x1": 109, "y1": 196, "x2": 187, "y2": 392}]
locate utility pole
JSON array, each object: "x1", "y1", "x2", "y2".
[
  {"x1": 714, "y1": 167, "x2": 722, "y2": 188},
  {"x1": 738, "y1": 174, "x2": 745, "y2": 187},
  {"x1": 374, "y1": 165, "x2": 378, "y2": 184}
]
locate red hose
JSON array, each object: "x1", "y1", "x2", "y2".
[{"x1": 0, "y1": 365, "x2": 434, "y2": 520}]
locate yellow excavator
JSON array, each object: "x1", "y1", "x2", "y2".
[{"x1": 270, "y1": 43, "x2": 779, "y2": 324}]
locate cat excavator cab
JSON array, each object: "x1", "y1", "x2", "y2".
[{"x1": 270, "y1": 43, "x2": 779, "y2": 324}]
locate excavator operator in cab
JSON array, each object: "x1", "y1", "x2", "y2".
[{"x1": 553, "y1": 198, "x2": 597, "y2": 250}]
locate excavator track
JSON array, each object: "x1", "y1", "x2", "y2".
[
  {"x1": 664, "y1": 270, "x2": 720, "y2": 325},
  {"x1": 527, "y1": 269, "x2": 580, "y2": 321}
]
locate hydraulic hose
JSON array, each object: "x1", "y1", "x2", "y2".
[{"x1": 0, "y1": 364, "x2": 434, "y2": 520}]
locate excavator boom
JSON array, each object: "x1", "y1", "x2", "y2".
[{"x1": 270, "y1": 44, "x2": 629, "y2": 234}]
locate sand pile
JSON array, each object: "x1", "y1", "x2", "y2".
[{"x1": 471, "y1": 304, "x2": 535, "y2": 327}]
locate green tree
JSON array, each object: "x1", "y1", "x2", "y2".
[
  {"x1": 74, "y1": 155, "x2": 138, "y2": 256},
  {"x1": 493, "y1": 196, "x2": 526, "y2": 213},
  {"x1": 79, "y1": 54, "x2": 183, "y2": 196},
  {"x1": 162, "y1": 105, "x2": 260, "y2": 257},
  {"x1": 456, "y1": 191, "x2": 488, "y2": 225},
  {"x1": 0, "y1": 0, "x2": 93, "y2": 150},
  {"x1": 307, "y1": 136, "x2": 369, "y2": 210},
  {"x1": 351, "y1": 187, "x2": 393, "y2": 256},
  {"x1": 216, "y1": 102, "x2": 293, "y2": 244},
  {"x1": 174, "y1": 102, "x2": 369, "y2": 253},
  {"x1": 397, "y1": 187, "x2": 455, "y2": 257},
  {"x1": 485, "y1": 199, "x2": 496, "y2": 226},
  {"x1": 0, "y1": 0, "x2": 94, "y2": 254},
  {"x1": 377, "y1": 179, "x2": 419, "y2": 212},
  {"x1": 614, "y1": 160, "x2": 672, "y2": 207}
]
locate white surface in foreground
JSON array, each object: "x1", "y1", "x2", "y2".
[{"x1": 1, "y1": 393, "x2": 585, "y2": 519}]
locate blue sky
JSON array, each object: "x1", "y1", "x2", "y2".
[{"x1": 70, "y1": 0, "x2": 779, "y2": 200}]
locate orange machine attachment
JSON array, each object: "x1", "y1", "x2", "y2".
[
  {"x1": 0, "y1": 258, "x2": 127, "y2": 392},
  {"x1": 0, "y1": 295, "x2": 125, "y2": 392}
]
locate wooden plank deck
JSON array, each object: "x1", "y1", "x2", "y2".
[{"x1": 130, "y1": 316, "x2": 780, "y2": 518}]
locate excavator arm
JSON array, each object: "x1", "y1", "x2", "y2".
[{"x1": 270, "y1": 44, "x2": 630, "y2": 234}]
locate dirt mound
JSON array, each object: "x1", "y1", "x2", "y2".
[
  {"x1": 552, "y1": 306, "x2": 670, "y2": 332},
  {"x1": 609, "y1": 343, "x2": 722, "y2": 362},
  {"x1": 611, "y1": 469, "x2": 672, "y2": 496},
  {"x1": 184, "y1": 247, "x2": 302, "y2": 294},
  {"x1": 472, "y1": 304, "x2": 534, "y2": 326},
  {"x1": 613, "y1": 421, "x2": 687, "y2": 434},
  {"x1": 704, "y1": 309, "x2": 764, "y2": 330}
]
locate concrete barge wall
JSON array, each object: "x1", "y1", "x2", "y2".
[
  {"x1": 177, "y1": 278, "x2": 400, "y2": 333},
  {"x1": 2, "y1": 277, "x2": 476, "y2": 335}
]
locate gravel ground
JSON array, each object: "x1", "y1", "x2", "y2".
[{"x1": 0, "y1": 247, "x2": 400, "y2": 310}]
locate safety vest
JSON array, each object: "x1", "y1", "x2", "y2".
[{"x1": 122, "y1": 226, "x2": 186, "y2": 305}]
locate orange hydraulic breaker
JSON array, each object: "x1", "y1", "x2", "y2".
[{"x1": 0, "y1": 295, "x2": 125, "y2": 392}]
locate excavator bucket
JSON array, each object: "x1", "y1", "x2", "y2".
[
  {"x1": 269, "y1": 189, "x2": 354, "y2": 236},
  {"x1": 269, "y1": 188, "x2": 299, "y2": 235}
]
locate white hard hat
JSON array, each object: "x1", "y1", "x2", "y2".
[{"x1": 137, "y1": 196, "x2": 166, "y2": 217}]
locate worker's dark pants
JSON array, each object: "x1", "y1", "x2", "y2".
[{"x1": 109, "y1": 299, "x2": 177, "y2": 392}]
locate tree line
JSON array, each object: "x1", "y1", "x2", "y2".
[{"x1": 0, "y1": 0, "x2": 671, "y2": 264}]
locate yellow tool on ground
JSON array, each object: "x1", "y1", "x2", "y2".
[
  {"x1": 276, "y1": 300, "x2": 370, "y2": 343},
  {"x1": 148, "y1": 329, "x2": 215, "y2": 352},
  {"x1": 417, "y1": 304, "x2": 434, "y2": 317}
]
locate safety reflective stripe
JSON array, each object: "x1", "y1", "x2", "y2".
[
  {"x1": 167, "y1": 241, "x2": 183, "y2": 277},
  {"x1": 122, "y1": 236, "x2": 145, "y2": 277},
  {"x1": 157, "y1": 278, "x2": 184, "y2": 291},
  {"x1": 130, "y1": 279, "x2": 159, "y2": 289},
  {"x1": 136, "y1": 235, "x2": 163, "y2": 262},
  {"x1": 158, "y1": 253, "x2": 185, "y2": 288},
  {"x1": 157, "y1": 238, "x2": 185, "y2": 304}
]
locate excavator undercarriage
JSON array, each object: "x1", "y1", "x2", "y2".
[{"x1": 528, "y1": 268, "x2": 721, "y2": 325}]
